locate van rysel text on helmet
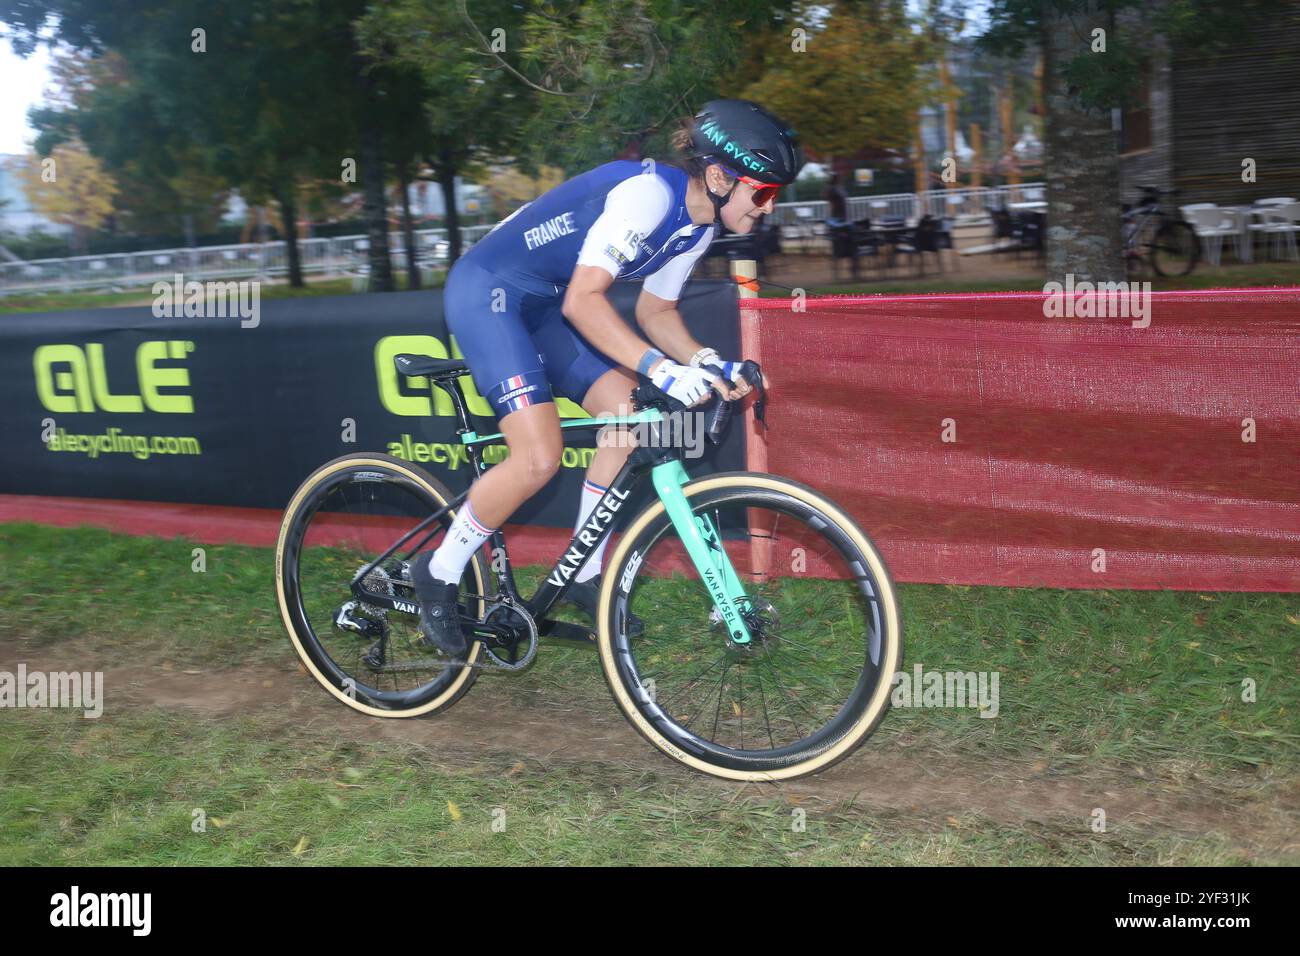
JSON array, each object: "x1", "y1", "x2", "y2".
[{"x1": 699, "y1": 121, "x2": 769, "y2": 176}]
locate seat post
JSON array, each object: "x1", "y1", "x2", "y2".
[{"x1": 436, "y1": 374, "x2": 474, "y2": 434}]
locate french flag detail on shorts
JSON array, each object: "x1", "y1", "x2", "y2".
[
  {"x1": 488, "y1": 370, "x2": 553, "y2": 416},
  {"x1": 583, "y1": 479, "x2": 608, "y2": 495}
]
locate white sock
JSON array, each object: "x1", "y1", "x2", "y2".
[
  {"x1": 429, "y1": 499, "x2": 495, "y2": 585},
  {"x1": 574, "y1": 477, "x2": 609, "y2": 584}
]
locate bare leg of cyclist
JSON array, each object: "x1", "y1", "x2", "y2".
[{"x1": 463, "y1": 401, "x2": 563, "y2": 529}]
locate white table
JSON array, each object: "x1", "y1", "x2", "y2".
[{"x1": 1008, "y1": 201, "x2": 1047, "y2": 211}]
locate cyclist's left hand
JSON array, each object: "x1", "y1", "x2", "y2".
[{"x1": 692, "y1": 349, "x2": 754, "y2": 399}]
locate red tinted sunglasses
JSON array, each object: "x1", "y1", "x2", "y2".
[{"x1": 732, "y1": 173, "x2": 781, "y2": 207}]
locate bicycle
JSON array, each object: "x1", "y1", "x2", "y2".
[
  {"x1": 1123, "y1": 185, "x2": 1199, "y2": 278},
  {"x1": 275, "y1": 353, "x2": 902, "y2": 781}
]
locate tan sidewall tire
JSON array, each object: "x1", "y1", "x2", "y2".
[
  {"x1": 596, "y1": 471, "x2": 902, "y2": 781},
  {"x1": 275, "y1": 453, "x2": 485, "y2": 717}
]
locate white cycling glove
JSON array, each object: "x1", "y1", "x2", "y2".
[
  {"x1": 690, "y1": 347, "x2": 743, "y2": 383},
  {"x1": 650, "y1": 358, "x2": 720, "y2": 407}
]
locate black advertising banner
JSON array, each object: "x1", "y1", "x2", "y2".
[{"x1": 0, "y1": 281, "x2": 744, "y2": 528}]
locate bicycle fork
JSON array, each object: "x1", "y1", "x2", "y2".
[{"x1": 650, "y1": 460, "x2": 756, "y2": 646}]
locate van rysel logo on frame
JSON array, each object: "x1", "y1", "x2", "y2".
[{"x1": 546, "y1": 486, "x2": 632, "y2": 587}]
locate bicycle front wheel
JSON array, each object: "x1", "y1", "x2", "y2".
[{"x1": 597, "y1": 472, "x2": 902, "y2": 781}]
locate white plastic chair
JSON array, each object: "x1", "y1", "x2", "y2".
[
  {"x1": 1186, "y1": 206, "x2": 1240, "y2": 265},
  {"x1": 1259, "y1": 202, "x2": 1300, "y2": 261}
]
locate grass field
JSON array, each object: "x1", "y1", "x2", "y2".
[{"x1": 1, "y1": 523, "x2": 1296, "y2": 866}]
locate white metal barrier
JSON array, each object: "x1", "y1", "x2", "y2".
[
  {"x1": 0, "y1": 225, "x2": 495, "y2": 296},
  {"x1": 0, "y1": 188, "x2": 1043, "y2": 296}
]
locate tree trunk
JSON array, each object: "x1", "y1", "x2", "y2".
[
  {"x1": 398, "y1": 159, "x2": 420, "y2": 290},
  {"x1": 275, "y1": 181, "x2": 304, "y2": 288},
  {"x1": 1042, "y1": 2, "x2": 1125, "y2": 282},
  {"x1": 353, "y1": 57, "x2": 394, "y2": 293},
  {"x1": 437, "y1": 149, "x2": 462, "y2": 266}
]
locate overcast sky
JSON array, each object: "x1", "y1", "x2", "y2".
[{"x1": 0, "y1": 31, "x2": 55, "y2": 154}]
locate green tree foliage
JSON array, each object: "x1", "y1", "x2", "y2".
[
  {"x1": 741, "y1": 1, "x2": 933, "y2": 160},
  {"x1": 431, "y1": 0, "x2": 791, "y2": 171}
]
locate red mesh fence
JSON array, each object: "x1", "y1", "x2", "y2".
[{"x1": 740, "y1": 288, "x2": 1300, "y2": 592}]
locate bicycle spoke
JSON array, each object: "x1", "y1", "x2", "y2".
[
  {"x1": 708, "y1": 661, "x2": 733, "y2": 742},
  {"x1": 656, "y1": 655, "x2": 728, "y2": 713},
  {"x1": 751, "y1": 652, "x2": 812, "y2": 739},
  {"x1": 753, "y1": 667, "x2": 777, "y2": 749}
]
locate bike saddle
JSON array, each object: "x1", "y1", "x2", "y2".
[{"x1": 393, "y1": 354, "x2": 468, "y2": 378}]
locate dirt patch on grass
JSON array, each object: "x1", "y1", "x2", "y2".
[{"x1": 3, "y1": 637, "x2": 1295, "y2": 860}]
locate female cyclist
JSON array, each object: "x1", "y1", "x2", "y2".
[{"x1": 412, "y1": 99, "x2": 804, "y2": 655}]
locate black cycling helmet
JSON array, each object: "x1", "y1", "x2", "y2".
[{"x1": 687, "y1": 99, "x2": 804, "y2": 187}]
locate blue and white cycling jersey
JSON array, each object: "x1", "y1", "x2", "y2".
[
  {"x1": 469, "y1": 160, "x2": 713, "y2": 299},
  {"x1": 442, "y1": 160, "x2": 714, "y2": 417}
]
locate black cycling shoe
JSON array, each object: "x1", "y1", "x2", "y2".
[
  {"x1": 564, "y1": 576, "x2": 644, "y2": 636},
  {"x1": 411, "y1": 555, "x2": 469, "y2": 656}
]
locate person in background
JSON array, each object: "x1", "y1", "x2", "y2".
[{"x1": 825, "y1": 172, "x2": 849, "y2": 227}]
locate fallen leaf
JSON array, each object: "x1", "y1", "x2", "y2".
[
  {"x1": 447, "y1": 801, "x2": 462, "y2": 821},
  {"x1": 291, "y1": 836, "x2": 310, "y2": 857},
  {"x1": 210, "y1": 817, "x2": 229, "y2": 829},
  {"x1": 506, "y1": 761, "x2": 526, "y2": 777}
]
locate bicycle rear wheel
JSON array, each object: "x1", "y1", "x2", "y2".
[
  {"x1": 597, "y1": 472, "x2": 902, "y2": 781},
  {"x1": 1151, "y1": 220, "x2": 1199, "y2": 277},
  {"x1": 275, "y1": 453, "x2": 489, "y2": 717}
]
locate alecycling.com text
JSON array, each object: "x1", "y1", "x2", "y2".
[{"x1": 44, "y1": 425, "x2": 202, "y2": 460}]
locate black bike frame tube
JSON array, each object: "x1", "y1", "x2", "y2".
[
  {"x1": 523, "y1": 442, "x2": 671, "y2": 620},
  {"x1": 415, "y1": 374, "x2": 684, "y2": 620}
]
